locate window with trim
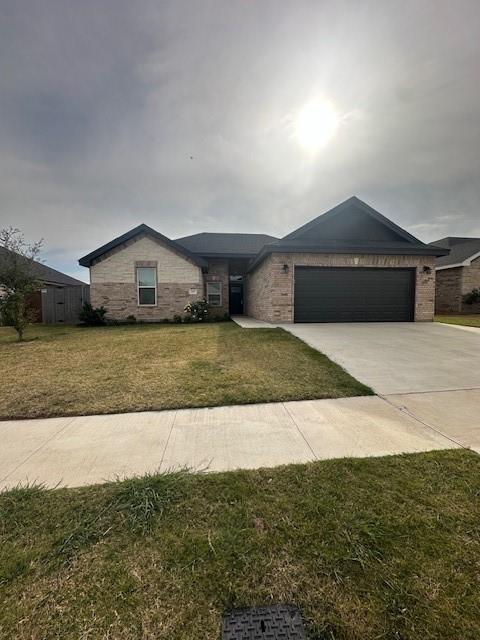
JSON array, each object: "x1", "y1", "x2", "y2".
[
  {"x1": 206, "y1": 281, "x2": 222, "y2": 306},
  {"x1": 137, "y1": 267, "x2": 157, "y2": 305}
]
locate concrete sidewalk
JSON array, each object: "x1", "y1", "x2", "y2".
[{"x1": 0, "y1": 395, "x2": 460, "y2": 490}]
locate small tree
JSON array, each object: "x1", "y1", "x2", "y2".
[{"x1": 0, "y1": 227, "x2": 43, "y2": 341}]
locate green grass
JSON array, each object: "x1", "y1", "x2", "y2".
[
  {"x1": 435, "y1": 314, "x2": 480, "y2": 328},
  {"x1": 0, "y1": 322, "x2": 371, "y2": 419},
  {"x1": 1, "y1": 449, "x2": 479, "y2": 639}
]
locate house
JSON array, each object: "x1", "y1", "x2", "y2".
[
  {"x1": 78, "y1": 197, "x2": 448, "y2": 323},
  {"x1": 430, "y1": 237, "x2": 480, "y2": 314},
  {"x1": 0, "y1": 246, "x2": 88, "y2": 323}
]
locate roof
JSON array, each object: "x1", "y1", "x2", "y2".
[
  {"x1": 78, "y1": 224, "x2": 208, "y2": 268},
  {"x1": 430, "y1": 237, "x2": 480, "y2": 269},
  {"x1": 0, "y1": 247, "x2": 86, "y2": 286},
  {"x1": 78, "y1": 197, "x2": 448, "y2": 273},
  {"x1": 249, "y1": 197, "x2": 448, "y2": 271},
  {"x1": 175, "y1": 232, "x2": 278, "y2": 257}
]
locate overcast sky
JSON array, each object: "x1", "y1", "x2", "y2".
[{"x1": 1, "y1": 0, "x2": 479, "y2": 281}]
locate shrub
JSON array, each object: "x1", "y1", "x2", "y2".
[
  {"x1": 184, "y1": 299, "x2": 209, "y2": 322},
  {"x1": 125, "y1": 314, "x2": 137, "y2": 324},
  {"x1": 173, "y1": 314, "x2": 183, "y2": 324},
  {"x1": 463, "y1": 288, "x2": 480, "y2": 305},
  {"x1": 79, "y1": 302, "x2": 107, "y2": 326}
]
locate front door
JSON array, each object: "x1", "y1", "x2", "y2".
[{"x1": 229, "y1": 283, "x2": 244, "y2": 315}]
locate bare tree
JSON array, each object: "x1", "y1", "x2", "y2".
[{"x1": 0, "y1": 227, "x2": 43, "y2": 341}]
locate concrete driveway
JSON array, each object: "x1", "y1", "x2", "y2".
[
  {"x1": 2, "y1": 320, "x2": 478, "y2": 491},
  {"x1": 283, "y1": 322, "x2": 480, "y2": 395},
  {"x1": 282, "y1": 322, "x2": 480, "y2": 452}
]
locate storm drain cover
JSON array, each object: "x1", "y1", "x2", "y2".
[{"x1": 221, "y1": 604, "x2": 306, "y2": 639}]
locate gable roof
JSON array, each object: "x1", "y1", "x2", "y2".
[
  {"x1": 248, "y1": 197, "x2": 448, "y2": 271},
  {"x1": 0, "y1": 246, "x2": 86, "y2": 286},
  {"x1": 283, "y1": 196, "x2": 421, "y2": 244},
  {"x1": 78, "y1": 224, "x2": 207, "y2": 269},
  {"x1": 175, "y1": 232, "x2": 278, "y2": 257},
  {"x1": 78, "y1": 198, "x2": 448, "y2": 273},
  {"x1": 430, "y1": 237, "x2": 480, "y2": 270}
]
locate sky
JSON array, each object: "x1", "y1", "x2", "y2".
[{"x1": 1, "y1": 0, "x2": 479, "y2": 282}]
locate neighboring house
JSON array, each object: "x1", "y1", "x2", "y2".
[
  {"x1": 79, "y1": 197, "x2": 447, "y2": 323},
  {"x1": 430, "y1": 237, "x2": 480, "y2": 314},
  {"x1": 0, "y1": 247, "x2": 88, "y2": 323}
]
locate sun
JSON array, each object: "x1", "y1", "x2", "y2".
[{"x1": 295, "y1": 99, "x2": 339, "y2": 151}]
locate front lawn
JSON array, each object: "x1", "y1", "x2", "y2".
[
  {"x1": 1, "y1": 449, "x2": 479, "y2": 639},
  {"x1": 0, "y1": 322, "x2": 371, "y2": 419},
  {"x1": 435, "y1": 314, "x2": 480, "y2": 328}
]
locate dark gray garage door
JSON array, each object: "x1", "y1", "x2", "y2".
[{"x1": 294, "y1": 267, "x2": 415, "y2": 322}]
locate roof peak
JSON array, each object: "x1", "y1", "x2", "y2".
[{"x1": 282, "y1": 196, "x2": 422, "y2": 245}]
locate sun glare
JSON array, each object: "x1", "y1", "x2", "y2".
[{"x1": 296, "y1": 99, "x2": 339, "y2": 152}]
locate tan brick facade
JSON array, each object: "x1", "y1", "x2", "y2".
[
  {"x1": 435, "y1": 256, "x2": 480, "y2": 314},
  {"x1": 88, "y1": 229, "x2": 439, "y2": 323},
  {"x1": 461, "y1": 256, "x2": 480, "y2": 313},
  {"x1": 435, "y1": 267, "x2": 463, "y2": 314},
  {"x1": 90, "y1": 234, "x2": 203, "y2": 321},
  {"x1": 204, "y1": 259, "x2": 229, "y2": 316},
  {"x1": 246, "y1": 253, "x2": 436, "y2": 323}
]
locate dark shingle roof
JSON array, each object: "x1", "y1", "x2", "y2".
[
  {"x1": 0, "y1": 247, "x2": 86, "y2": 286},
  {"x1": 248, "y1": 197, "x2": 448, "y2": 271},
  {"x1": 79, "y1": 224, "x2": 207, "y2": 268},
  {"x1": 175, "y1": 232, "x2": 278, "y2": 257},
  {"x1": 430, "y1": 237, "x2": 480, "y2": 268}
]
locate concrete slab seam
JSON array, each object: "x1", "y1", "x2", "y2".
[
  {"x1": 0, "y1": 416, "x2": 78, "y2": 484},
  {"x1": 281, "y1": 402, "x2": 318, "y2": 461},
  {"x1": 383, "y1": 386, "x2": 480, "y2": 397},
  {"x1": 379, "y1": 395, "x2": 470, "y2": 452},
  {"x1": 159, "y1": 410, "x2": 178, "y2": 471}
]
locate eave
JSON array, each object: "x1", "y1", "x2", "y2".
[{"x1": 248, "y1": 243, "x2": 449, "y2": 272}]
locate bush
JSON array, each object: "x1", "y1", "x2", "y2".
[
  {"x1": 125, "y1": 314, "x2": 137, "y2": 324},
  {"x1": 184, "y1": 299, "x2": 209, "y2": 322},
  {"x1": 173, "y1": 314, "x2": 183, "y2": 324},
  {"x1": 79, "y1": 302, "x2": 107, "y2": 326},
  {"x1": 463, "y1": 288, "x2": 480, "y2": 305}
]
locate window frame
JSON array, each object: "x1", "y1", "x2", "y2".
[
  {"x1": 206, "y1": 281, "x2": 222, "y2": 307},
  {"x1": 137, "y1": 267, "x2": 157, "y2": 307}
]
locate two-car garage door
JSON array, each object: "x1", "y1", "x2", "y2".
[{"x1": 294, "y1": 267, "x2": 415, "y2": 322}]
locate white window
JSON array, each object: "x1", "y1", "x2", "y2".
[
  {"x1": 137, "y1": 267, "x2": 157, "y2": 306},
  {"x1": 207, "y1": 281, "x2": 222, "y2": 306}
]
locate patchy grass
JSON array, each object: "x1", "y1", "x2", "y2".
[
  {"x1": 1, "y1": 449, "x2": 480, "y2": 639},
  {"x1": 435, "y1": 314, "x2": 480, "y2": 328},
  {"x1": 0, "y1": 323, "x2": 371, "y2": 419}
]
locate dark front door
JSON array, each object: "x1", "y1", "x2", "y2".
[
  {"x1": 294, "y1": 267, "x2": 415, "y2": 322},
  {"x1": 229, "y1": 283, "x2": 244, "y2": 315}
]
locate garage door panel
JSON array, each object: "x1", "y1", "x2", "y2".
[{"x1": 294, "y1": 267, "x2": 414, "y2": 323}]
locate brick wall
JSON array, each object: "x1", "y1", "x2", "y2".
[
  {"x1": 461, "y1": 256, "x2": 480, "y2": 313},
  {"x1": 204, "y1": 259, "x2": 229, "y2": 316},
  {"x1": 247, "y1": 253, "x2": 436, "y2": 323},
  {"x1": 435, "y1": 267, "x2": 463, "y2": 314},
  {"x1": 90, "y1": 234, "x2": 203, "y2": 321},
  {"x1": 435, "y1": 257, "x2": 480, "y2": 315}
]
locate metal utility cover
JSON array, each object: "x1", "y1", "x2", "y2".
[{"x1": 221, "y1": 604, "x2": 306, "y2": 639}]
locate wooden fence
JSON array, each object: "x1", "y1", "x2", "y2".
[{"x1": 41, "y1": 285, "x2": 90, "y2": 324}]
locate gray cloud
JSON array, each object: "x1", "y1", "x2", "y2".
[{"x1": 0, "y1": 0, "x2": 479, "y2": 280}]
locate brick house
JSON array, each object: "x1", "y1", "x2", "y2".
[
  {"x1": 430, "y1": 237, "x2": 480, "y2": 314},
  {"x1": 79, "y1": 197, "x2": 448, "y2": 323}
]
